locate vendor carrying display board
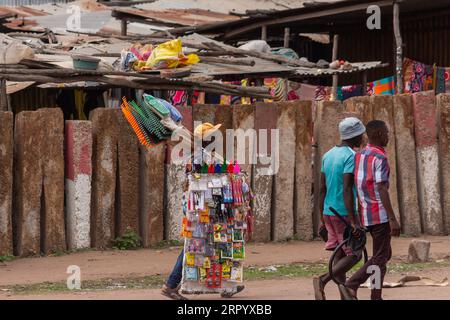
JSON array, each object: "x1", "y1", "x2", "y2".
[{"x1": 181, "y1": 170, "x2": 252, "y2": 295}]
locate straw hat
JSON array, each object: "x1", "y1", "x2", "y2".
[{"x1": 194, "y1": 122, "x2": 222, "y2": 139}]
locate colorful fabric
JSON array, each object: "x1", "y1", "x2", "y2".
[
  {"x1": 444, "y1": 68, "x2": 450, "y2": 93},
  {"x1": 340, "y1": 85, "x2": 364, "y2": 101},
  {"x1": 403, "y1": 58, "x2": 434, "y2": 93},
  {"x1": 369, "y1": 76, "x2": 396, "y2": 95},
  {"x1": 321, "y1": 146, "x2": 357, "y2": 217},
  {"x1": 315, "y1": 85, "x2": 332, "y2": 101},
  {"x1": 436, "y1": 67, "x2": 446, "y2": 94},
  {"x1": 354, "y1": 144, "x2": 390, "y2": 227},
  {"x1": 169, "y1": 90, "x2": 188, "y2": 107},
  {"x1": 264, "y1": 77, "x2": 279, "y2": 102}
]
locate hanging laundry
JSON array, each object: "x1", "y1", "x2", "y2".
[
  {"x1": 445, "y1": 68, "x2": 450, "y2": 93},
  {"x1": 403, "y1": 58, "x2": 435, "y2": 93},
  {"x1": 169, "y1": 90, "x2": 188, "y2": 107},
  {"x1": 368, "y1": 76, "x2": 396, "y2": 95},
  {"x1": 315, "y1": 85, "x2": 332, "y2": 101},
  {"x1": 436, "y1": 67, "x2": 446, "y2": 94}
]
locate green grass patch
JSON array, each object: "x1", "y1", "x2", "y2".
[
  {"x1": 0, "y1": 254, "x2": 15, "y2": 263},
  {"x1": 2, "y1": 260, "x2": 448, "y2": 296},
  {"x1": 112, "y1": 230, "x2": 142, "y2": 250},
  {"x1": 3, "y1": 275, "x2": 166, "y2": 295},
  {"x1": 245, "y1": 263, "x2": 328, "y2": 280}
]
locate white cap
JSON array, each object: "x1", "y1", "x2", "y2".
[{"x1": 339, "y1": 117, "x2": 366, "y2": 140}]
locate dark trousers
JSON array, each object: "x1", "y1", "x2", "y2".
[
  {"x1": 166, "y1": 249, "x2": 184, "y2": 289},
  {"x1": 346, "y1": 222, "x2": 392, "y2": 300}
]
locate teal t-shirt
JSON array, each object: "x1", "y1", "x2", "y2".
[{"x1": 321, "y1": 146, "x2": 357, "y2": 216}]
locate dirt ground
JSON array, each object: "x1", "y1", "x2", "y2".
[{"x1": 1, "y1": 236, "x2": 450, "y2": 300}]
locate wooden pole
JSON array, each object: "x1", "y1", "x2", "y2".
[
  {"x1": 261, "y1": 25, "x2": 267, "y2": 41},
  {"x1": 121, "y1": 19, "x2": 128, "y2": 36},
  {"x1": 393, "y1": 1, "x2": 403, "y2": 94},
  {"x1": 331, "y1": 34, "x2": 339, "y2": 101},
  {"x1": 284, "y1": 27, "x2": 290, "y2": 48},
  {"x1": 362, "y1": 70, "x2": 368, "y2": 96},
  {"x1": 0, "y1": 78, "x2": 7, "y2": 112}
]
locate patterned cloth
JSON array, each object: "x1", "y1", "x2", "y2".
[
  {"x1": 315, "y1": 85, "x2": 332, "y2": 101},
  {"x1": 368, "y1": 76, "x2": 396, "y2": 95},
  {"x1": 340, "y1": 85, "x2": 363, "y2": 101},
  {"x1": 354, "y1": 144, "x2": 390, "y2": 227},
  {"x1": 436, "y1": 67, "x2": 446, "y2": 94},
  {"x1": 403, "y1": 58, "x2": 434, "y2": 93},
  {"x1": 444, "y1": 68, "x2": 450, "y2": 93},
  {"x1": 169, "y1": 90, "x2": 188, "y2": 107}
]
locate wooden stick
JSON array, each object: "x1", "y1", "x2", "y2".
[
  {"x1": 0, "y1": 78, "x2": 7, "y2": 111},
  {"x1": 261, "y1": 25, "x2": 267, "y2": 41},
  {"x1": 1, "y1": 74, "x2": 271, "y2": 98},
  {"x1": 199, "y1": 56, "x2": 255, "y2": 66},
  {"x1": 331, "y1": 34, "x2": 339, "y2": 101},
  {"x1": 196, "y1": 51, "x2": 246, "y2": 57},
  {"x1": 393, "y1": 1, "x2": 403, "y2": 94},
  {"x1": 362, "y1": 70, "x2": 368, "y2": 96},
  {"x1": 284, "y1": 27, "x2": 290, "y2": 48}
]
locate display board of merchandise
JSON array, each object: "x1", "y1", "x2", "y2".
[{"x1": 180, "y1": 172, "x2": 253, "y2": 294}]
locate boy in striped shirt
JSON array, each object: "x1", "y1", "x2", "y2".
[{"x1": 340, "y1": 120, "x2": 401, "y2": 300}]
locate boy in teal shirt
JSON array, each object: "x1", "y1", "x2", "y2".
[{"x1": 313, "y1": 117, "x2": 365, "y2": 300}]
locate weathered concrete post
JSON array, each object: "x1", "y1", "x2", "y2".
[
  {"x1": 140, "y1": 143, "x2": 165, "y2": 247},
  {"x1": 253, "y1": 102, "x2": 277, "y2": 241},
  {"x1": 437, "y1": 94, "x2": 450, "y2": 234},
  {"x1": 14, "y1": 111, "x2": 42, "y2": 256},
  {"x1": 14, "y1": 109, "x2": 66, "y2": 256},
  {"x1": 273, "y1": 102, "x2": 296, "y2": 240},
  {"x1": 393, "y1": 95, "x2": 421, "y2": 235},
  {"x1": 0, "y1": 111, "x2": 13, "y2": 256},
  {"x1": 412, "y1": 91, "x2": 444, "y2": 235},
  {"x1": 90, "y1": 109, "x2": 118, "y2": 248},
  {"x1": 116, "y1": 113, "x2": 140, "y2": 236},
  {"x1": 294, "y1": 101, "x2": 313, "y2": 240},
  {"x1": 65, "y1": 120, "x2": 92, "y2": 250}
]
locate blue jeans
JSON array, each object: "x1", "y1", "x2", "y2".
[{"x1": 166, "y1": 249, "x2": 184, "y2": 289}]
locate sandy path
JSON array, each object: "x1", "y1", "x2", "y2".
[
  {"x1": 2, "y1": 270, "x2": 450, "y2": 300},
  {"x1": 0, "y1": 236, "x2": 449, "y2": 300}
]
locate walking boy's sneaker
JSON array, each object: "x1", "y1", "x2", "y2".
[
  {"x1": 161, "y1": 284, "x2": 188, "y2": 300},
  {"x1": 220, "y1": 285, "x2": 245, "y2": 298}
]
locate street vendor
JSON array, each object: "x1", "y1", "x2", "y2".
[{"x1": 161, "y1": 122, "x2": 246, "y2": 300}]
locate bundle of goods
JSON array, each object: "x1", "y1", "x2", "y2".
[
  {"x1": 180, "y1": 168, "x2": 253, "y2": 295},
  {"x1": 120, "y1": 38, "x2": 200, "y2": 72},
  {"x1": 121, "y1": 93, "x2": 184, "y2": 147}
]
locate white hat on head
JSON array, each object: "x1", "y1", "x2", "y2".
[{"x1": 339, "y1": 117, "x2": 366, "y2": 140}]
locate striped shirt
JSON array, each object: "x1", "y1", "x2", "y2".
[{"x1": 354, "y1": 144, "x2": 390, "y2": 227}]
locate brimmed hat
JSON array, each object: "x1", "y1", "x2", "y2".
[
  {"x1": 339, "y1": 117, "x2": 366, "y2": 140},
  {"x1": 194, "y1": 122, "x2": 222, "y2": 139}
]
